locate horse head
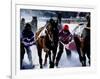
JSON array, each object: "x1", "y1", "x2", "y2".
[
  {"x1": 46, "y1": 18, "x2": 59, "y2": 47},
  {"x1": 46, "y1": 18, "x2": 58, "y2": 47}
]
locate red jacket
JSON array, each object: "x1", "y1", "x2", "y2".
[{"x1": 59, "y1": 30, "x2": 72, "y2": 44}]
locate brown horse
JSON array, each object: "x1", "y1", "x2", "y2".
[
  {"x1": 74, "y1": 26, "x2": 90, "y2": 66},
  {"x1": 75, "y1": 14, "x2": 90, "y2": 66},
  {"x1": 35, "y1": 19, "x2": 58, "y2": 68}
]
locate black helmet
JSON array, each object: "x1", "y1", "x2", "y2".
[
  {"x1": 49, "y1": 18, "x2": 54, "y2": 23},
  {"x1": 25, "y1": 23, "x2": 31, "y2": 31}
]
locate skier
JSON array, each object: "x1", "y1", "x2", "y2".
[
  {"x1": 21, "y1": 23, "x2": 35, "y2": 69},
  {"x1": 56, "y1": 24, "x2": 72, "y2": 67}
]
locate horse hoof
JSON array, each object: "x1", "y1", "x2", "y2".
[
  {"x1": 55, "y1": 62, "x2": 58, "y2": 67},
  {"x1": 49, "y1": 65, "x2": 54, "y2": 68},
  {"x1": 82, "y1": 63, "x2": 86, "y2": 66},
  {"x1": 40, "y1": 66, "x2": 43, "y2": 69},
  {"x1": 49, "y1": 62, "x2": 54, "y2": 68}
]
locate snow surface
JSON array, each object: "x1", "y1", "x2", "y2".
[{"x1": 22, "y1": 43, "x2": 89, "y2": 69}]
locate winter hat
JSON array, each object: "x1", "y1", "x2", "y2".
[{"x1": 63, "y1": 24, "x2": 69, "y2": 31}]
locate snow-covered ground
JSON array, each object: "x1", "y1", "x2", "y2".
[{"x1": 22, "y1": 43, "x2": 89, "y2": 69}]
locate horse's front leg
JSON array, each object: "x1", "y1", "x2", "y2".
[
  {"x1": 38, "y1": 49, "x2": 43, "y2": 68},
  {"x1": 44, "y1": 53, "x2": 48, "y2": 66},
  {"x1": 52, "y1": 46, "x2": 57, "y2": 68},
  {"x1": 48, "y1": 50, "x2": 53, "y2": 68},
  {"x1": 37, "y1": 45, "x2": 43, "y2": 68}
]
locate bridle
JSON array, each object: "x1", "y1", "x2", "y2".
[
  {"x1": 46, "y1": 23, "x2": 53, "y2": 42},
  {"x1": 45, "y1": 22, "x2": 55, "y2": 47}
]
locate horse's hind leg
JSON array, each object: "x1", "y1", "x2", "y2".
[
  {"x1": 82, "y1": 53, "x2": 86, "y2": 66},
  {"x1": 74, "y1": 37, "x2": 83, "y2": 64},
  {"x1": 82, "y1": 47, "x2": 86, "y2": 66},
  {"x1": 77, "y1": 46, "x2": 83, "y2": 65},
  {"x1": 37, "y1": 46, "x2": 43, "y2": 68}
]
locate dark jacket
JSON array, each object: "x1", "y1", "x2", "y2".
[{"x1": 22, "y1": 29, "x2": 34, "y2": 47}]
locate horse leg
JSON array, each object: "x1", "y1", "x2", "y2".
[
  {"x1": 48, "y1": 50, "x2": 53, "y2": 68},
  {"x1": 81, "y1": 39, "x2": 90, "y2": 66},
  {"x1": 37, "y1": 45, "x2": 43, "y2": 68},
  {"x1": 38, "y1": 50, "x2": 43, "y2": 68},
  {"x1": 52, "y1": 46, "x2": 58, "y2": 67},
  {"x1": 86, "y1": 46, "x2": 90, "y2": 66},
  {"x1": 82, "y1": 54, "x2": 86, "y2": 66},
  {"x1": 81, "y1": 47, "x2": 87, "y2": 66},
  {"x1": 56, "y1": 42, "x2": 64, "y2": 67},
  {"x1": 44, "y1": 53, "x2": 48, "y2": 66},
  {"x1": 74, "y1": 36, "x2": 83, "y2": 65},
  {"x1": 87, "y1": 52, "x2": 90, "y2": 66},
  {"x1": 77, "y1": 47, "x2": 83, "y2": 65}
]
